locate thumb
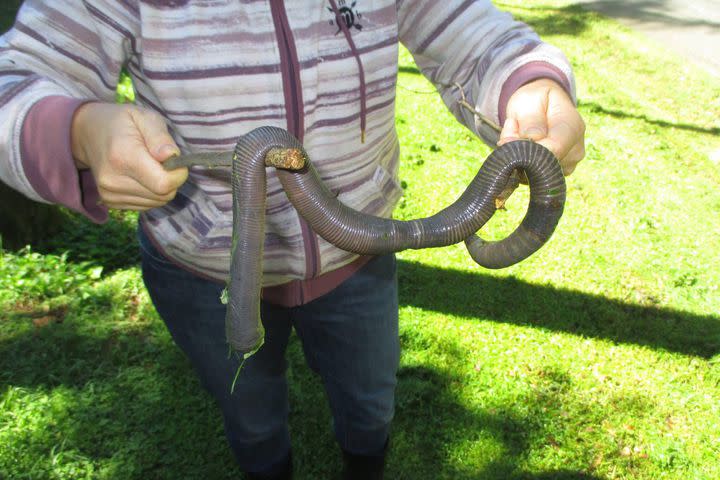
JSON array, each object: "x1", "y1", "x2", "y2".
[
  {"x1": 131, "y1": 108, "x2": 181, "y2": 162},
  {"x1": 129, "y1": 107, "x2": 188, "y2": 190},
  {"x1": 497, "y1": 117, "x2": 520, "y2": 146},
  {"x1": 507, "y1": 88, "x2": 549, "y2": 141}
]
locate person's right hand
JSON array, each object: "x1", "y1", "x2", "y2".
[{"x1": 71, "y1": 103, "x2": 188, "y2": 211}]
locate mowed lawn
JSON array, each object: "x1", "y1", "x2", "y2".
[{"x1": 1, "y1": 1, "x2": 719, "y2": 479}]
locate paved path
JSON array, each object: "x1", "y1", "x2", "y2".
[{"x1": 572, "y1": 0, "x2": 720, "y2": 77}]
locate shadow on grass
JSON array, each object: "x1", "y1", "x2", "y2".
[
  {"x1": 14, "y1": 227, "x2": 719, "y2": 362},
  {"x1": 0, "y1": 317, "x2": 243, "y2": 479},
  {"x1": 570, "y1": 0, "x2": 720, "y2": 30},
  {"x1": 0, "y1": 309, "x2": 604, "y2": 479},
  {"x1": 579, "y1": 100, "x2": 720, "y2": 136},
  {"x1": 389, "y1": 364, "x2": 604, "y2": 480},
  {"x1": 496, "y1": 3, "x2": 596, "y2": 37},
  {"x1": 32, "y1": 210, "x2": 140, "y2": 273},
  {"x1": 398, "y1": 260, "x2": 720, "y2": 358},
  {"x1": 499, "y1": 0, "x2": 720, "y2": 38}
]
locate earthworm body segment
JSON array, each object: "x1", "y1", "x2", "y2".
[{"x1": 164, "y1": 126, "x2": 566, "y2": 355}]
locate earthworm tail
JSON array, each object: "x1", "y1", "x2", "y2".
[{"x1": 226, "y1": 127, "x2": 306, "y2": 355}]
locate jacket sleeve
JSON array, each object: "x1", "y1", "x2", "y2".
[
  {"x1": 397, "y1": 0, "x2": 576, "y2": 146},
  {"x1": 0, "y1": 0, "x2": 136, "y2": 222}
]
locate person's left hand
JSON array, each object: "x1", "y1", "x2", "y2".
[{"x1": 498, "y1": 78, "x2": 585, "y2": 177}]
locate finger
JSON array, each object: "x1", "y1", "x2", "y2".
[
  {"x1": 497, "y1": 117, "x2": 520, "y2": 146},
  {"x1": 544, "y1": 88, "x2": 585, "y2": 160},
  {"x1": 104, "y1": 202, "x2": 160, "y2": 212},
  {"x1": 120, "y1": 146, "x2": 187, "y2": 196},
  {"x1": 101, "y1": 193, "x2": 172, "y2": 211},
  {"x1": 538, "y1": 132, "x2": 584, "y2": 177},
  {"x1": 559, "y1": 142, "x2": 585, "y2": 177},
  {"x1": 97, "y1": 189, "x2": 174, "y2": 213},
  {"x1": 97, "y1": 173, "x2": 178, "y2": 203},
  {"x1": 536, "y1": 120, "x2": 578, "y2": 161}
]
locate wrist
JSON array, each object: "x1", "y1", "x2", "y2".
[{"x1": 70, "y1": 101, "x2": 99, "y2": 170}]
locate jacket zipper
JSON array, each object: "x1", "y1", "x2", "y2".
[{"x1": 269, "y1": 1, "x2": 320, "y2": 291}]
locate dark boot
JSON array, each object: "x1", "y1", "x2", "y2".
[
  {"x1": 341, "y1": 441, "x2": 388, "y2": 480},
  {"x1": 245, "y1": 452, "x2": 292, "y2": 480}
]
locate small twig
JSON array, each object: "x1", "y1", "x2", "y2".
[
  {"x1": 396, "y1": 83, "x2": 440, "y2": 95},
  {"x1": 400, "y1": 79, "x2": 525, "y2": 207},
  {"x1": 447, "y1": 83, "x2": 527, "y2": 207},
  {"x1": 451, "y1": 82, "x2": 502, "y2": 133},
  {"x1": 399, "y1": 80, "x2": 502, "y2": 132}
]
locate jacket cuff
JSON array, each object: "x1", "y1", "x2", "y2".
[
  {"x1": 20, "y1": 95, "x2": 108, "y2": 223},
  {"x1": 497, "y1": 61, "x2": 574, "y2": 126}
]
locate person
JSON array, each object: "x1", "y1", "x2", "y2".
[{"x1": 0, "y1": 1, "x2": 585, "y2": 478}]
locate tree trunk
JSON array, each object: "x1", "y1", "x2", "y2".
[{"x1": 0, "y1": 183, "x2": 65, "y2": 250}]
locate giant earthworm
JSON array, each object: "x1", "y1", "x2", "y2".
[{"x1": 165, "y1": 126, "x2": 566, "y2": 354}]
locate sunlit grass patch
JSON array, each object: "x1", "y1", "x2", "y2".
[{"x1": 1, "y1": 1, "x2": 719, "y2": 479}]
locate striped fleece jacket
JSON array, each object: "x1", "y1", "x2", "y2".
[{"x1": 0, "y1": 0, "x2": 575, "y2": 306}]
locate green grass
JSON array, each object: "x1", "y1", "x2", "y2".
[{"x1": 2, "y1": 1, "x2": 720, "y2": 479}]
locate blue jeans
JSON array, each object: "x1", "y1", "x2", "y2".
[{"x1": 138, "y1": 227, "x2": 399, "y2": 473}]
